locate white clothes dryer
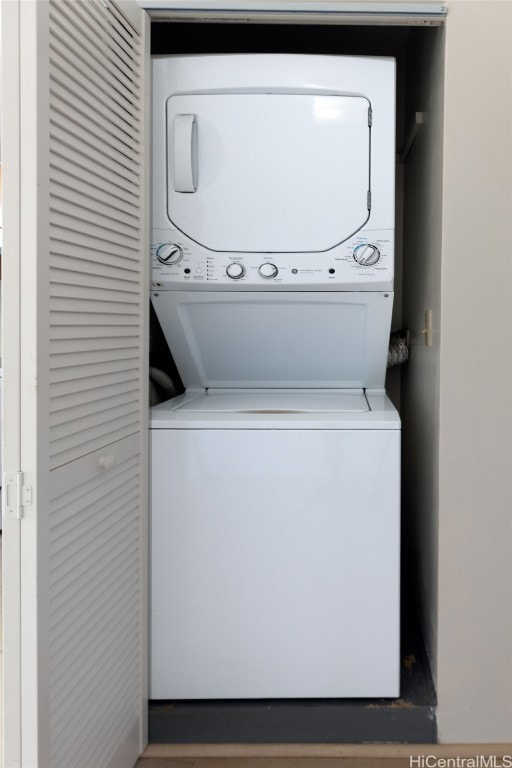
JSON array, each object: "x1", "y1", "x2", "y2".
[
  {"x1": 150, "y1": 53, "x2": 400, "y2": 699},
  {"x1": 151, "y1": 53, "x2": 395, "y2": 293}
]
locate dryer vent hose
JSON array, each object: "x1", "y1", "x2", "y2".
[
  {"x1": 149, "y1": 366, "x2": 177, "y2": 406},
  {"x1": 387, "y1": 330, "x2": 409, "y2": 369}
]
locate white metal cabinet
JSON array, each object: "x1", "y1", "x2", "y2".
[{"x1": 151, "y1": 424, "x2": 400, "y2": 699}]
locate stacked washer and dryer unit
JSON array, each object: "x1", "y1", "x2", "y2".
[{"x1": 150, "y1": 54, "x2": 400, "y2": 700}]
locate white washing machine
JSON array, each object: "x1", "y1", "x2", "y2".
[{"x1": 150, "y1": 54, "x2": 400, "y2": 699}]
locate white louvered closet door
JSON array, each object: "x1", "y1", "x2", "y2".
[{"x1": 2, "y1": 1, "x2": 149, "y2": 766}]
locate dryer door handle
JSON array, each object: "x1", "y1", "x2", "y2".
[{"x1": 173, "y1": 114, "x2": 198, "y2": 193}]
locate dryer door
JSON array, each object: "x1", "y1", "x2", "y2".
[{"x1": 167, "y1": 93, "x2": 370, "y2": 253}]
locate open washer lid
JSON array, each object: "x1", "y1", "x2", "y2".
[{"x1": 151, "y1": 290, "x2": 393, "y2": 390}]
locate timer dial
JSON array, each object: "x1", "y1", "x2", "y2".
[
  {"x1": 157, "y1": 243, "x2": 183, "y2": 265},
  {"x1": 353, "y1": 243, "x2": 381, "y2": 267},
  {"x1": 259, "y1": 263, "x2": 279, "y2": 279},
  {"x1": 226, "y1": 262, "x2": 245, "y2": 280}
]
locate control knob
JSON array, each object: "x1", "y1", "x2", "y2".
[
  {"x1": 226, "y1": 262, "x2": 245, "y2": 280},
  {"x1": 353, "y1": 243, "x2": 381, "y2": 267},
  {"x1": 157, "y1": 243, "x2": 183, "y2": 265},
  {"x1": 259, "y1": 263, "x2": 278, "y2": 279}
]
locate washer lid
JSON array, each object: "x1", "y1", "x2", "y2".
[
  {"x1": 151, "y1": 291, "x2": 393, "y2": 390},
  {"x1": 167, "y1": 92, "x2": 370, "y2": 253},
  {"x1": 173, "y1": 390, "x2": 369, "y2": 413}
]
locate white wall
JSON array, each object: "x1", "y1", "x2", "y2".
[{"x1": 437, "y1": 0, "x2": 512, "y2": 742}]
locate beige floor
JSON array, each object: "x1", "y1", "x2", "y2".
[
  {"x1": 135, "y1": 760, "x2": 412, "y2": 767},
  {"x1": 136, "y1": 744, "x2": 512, "y2": 768}
]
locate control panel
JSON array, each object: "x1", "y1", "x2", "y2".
[{"x1": 151, "y1": 228, "x2": 394, "y2": 291}]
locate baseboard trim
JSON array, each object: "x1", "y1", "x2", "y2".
[{"x1": 142, "y1": 743, "x2": 512, "y2": 759}]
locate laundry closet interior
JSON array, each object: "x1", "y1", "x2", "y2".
[{"x1": 146, "y1": 6, "x2": 444, "y2": 744}]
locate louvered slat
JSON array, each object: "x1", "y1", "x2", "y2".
[
  {"x1": 50, "y1": 228, "x2": 140, "y2": 263},
  {"x1": 50, "y1": 12, "x2": 139, "y2": 108},
  {"x1": 77, "y1": 0, "x2": 138, "y2": 66},
  {"x1": 50, "y1": 484, "x2": 138, "y2": 557},
  {"x1": 51, "y1": 404, "x2": 139, "y2": 443},
  {"x1": 50, "y1": 324, "x2": 140, "y2": 340},
  {"x1": 50, "y1": 252, "x2": 140, "y2": 282},
  {"x1": 50, "y1": 391, "x2": 139, "y2": 429},
  {"x1": 50, "y1": 421, "x2": 139, "y2": 467},
  {"x1": 51, "y1": 611, "x2": 138, "y2": 766},
  {"x1": 50, "y1": 374, "x2": 139, "y2": 405},
  {"x1": 50, "y1": 225, "x2": 139, "y2": 263},
  {"x1": 50, "y1": 156, "x2": 139, "y2": 209},
  {"x1": 47, "y1": 0, "x2": 144, "y2": 459},
  {"x1": 50, "y1": 555, "x2": 137, "y2": 658},
  {"x1": 49, "y1": 343, "x2": 140, "y2": 369},
  {"x1": 49, "y1": 357, "x2": 140, "y2": 384},
  {"x1": 50, "y1": 281, "x2": 140, "y2": 304},
  {"x1": 51, "y1": 269, "x2": 139, "y2": 295},
  {"x1": 50, "y1": 148, "x2": 140, "y2": 207},
  {"x1": 49, "y1": 448, "x2": 141, "y2": 767},
  {"x1": 50, "y1": 106, "x2": 140, "y2": 177},
  {"x1": 48, "y1": 0, "x2": 143, "y2": 463},
  {"x1": 50, "y1": 209, "x2": 139, "y2": 257},
  {"x1": 55, "y1": 654, "x2": 138, "y2": 768},
  {"x1": 52, "y1": 1, "x2": 139, "y2": 94},
  {"x1": 51, "y1": 580, "x2": 138, "y2": 701},
  {"x1": 105, "y1": 0, "x2": 140, "y2": 46},
  {"x1": 50, "y1": 457, "x2": 138, "y2": 522},
  {"x1": 52, "y1": 0, "x2": 138, "y2": 69},
  {"x1": 49, "y1": 65, "x2": 136, "y2": 143},
  {"x1": 50, "y1": 122, "x2": 139, "y2": 187},
  {"x1": 50, "y1": 178, "x2": 141, "y2": 224},
  {"x1": 50, "y1": 510, "x2": 138, "y2": 600},
  {"x1": 45, "y1": 4, "x2": 145, "y2": 762},
  {"x1": 50, "y1": 38, "x2": 139, "y2": 113}
]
